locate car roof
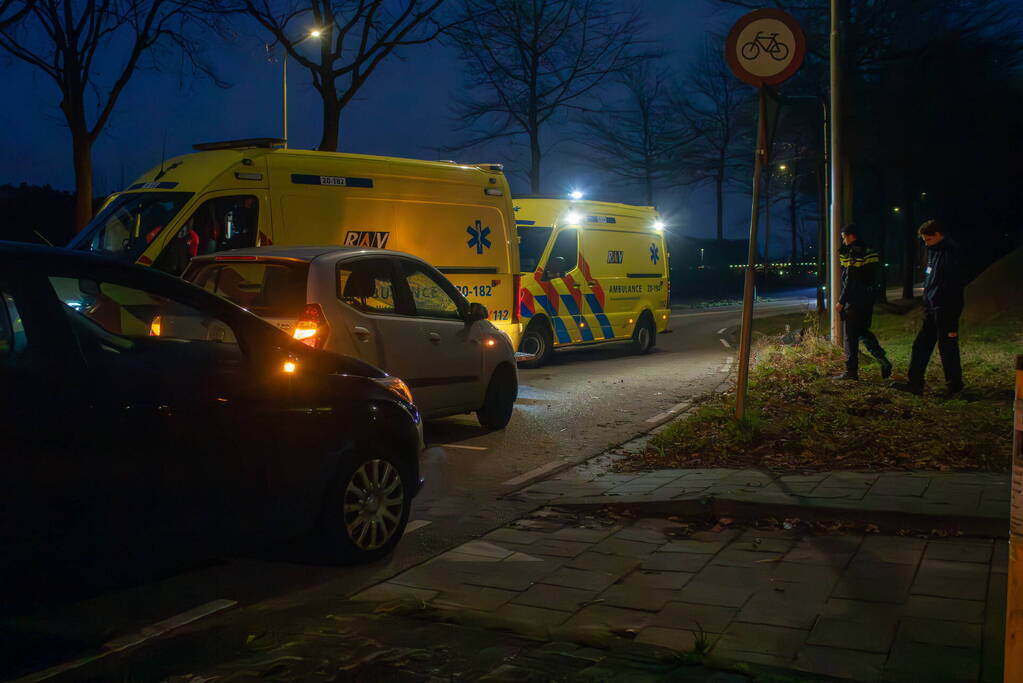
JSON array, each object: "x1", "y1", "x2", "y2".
[
  {"x1": 190, "y1": 246, "x2": 429, "y2": 265},
  {"x1": 0, "y1": 241, "x2": 244, "y2": 313}
]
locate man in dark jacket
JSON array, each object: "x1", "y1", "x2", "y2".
[
  {"x1": 893, "y1": 219, "x2": 964, "y2": 395},
  {"x1": 834, "y1": 224, "x2": 892, "y2": 380}
]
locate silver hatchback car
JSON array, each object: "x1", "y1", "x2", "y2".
[{"x1": 184, "y1": 247, "x2": 519, "y2": 429}]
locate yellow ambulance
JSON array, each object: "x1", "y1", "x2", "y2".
[
  {"x1": 513, "y1": 197, "x2": 669, "y2": 366},
  {"x1": 69, "y1": 138, "x2": 523, "y2": 345}
]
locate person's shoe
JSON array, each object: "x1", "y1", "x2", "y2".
[
  {"x1": 891, "y1": 381, "x2": 923, "y2": 395},
  {"x1": 879, "y1": 357, "x2": 893, "y2": 379},
  {"x1": 832, "y1": 372, "x2": 858, "y2": 381},
  {"x1": 946, "y1": 382, "x2": 964, "y2": 395}
]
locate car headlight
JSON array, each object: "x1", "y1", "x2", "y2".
[{"x1": 373, "y1": 376, "x2": 414, "y2": 405}]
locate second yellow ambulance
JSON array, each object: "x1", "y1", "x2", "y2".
[{"x1": 512, "y1": 197, "x2": 670, "y2": 366}]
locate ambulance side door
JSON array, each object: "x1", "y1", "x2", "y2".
[{"x1": 541, "y1": 228, "x2": 584, "y2": 343}]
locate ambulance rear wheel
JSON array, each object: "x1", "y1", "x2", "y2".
[
  {"x1": 477, "y1": 364, "x2": 517, "y2": 430},
  {"x1": 631, "y1": 315, "x2": 656, "y2": 354},
  {"x1": 518, "y1": 320, "x2": 553, "y2": 368}
]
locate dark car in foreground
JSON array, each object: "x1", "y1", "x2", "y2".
[{"x1": 0, "y1": 242, "x2": 423, "y2": 610}]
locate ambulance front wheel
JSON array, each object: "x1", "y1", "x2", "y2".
[
  {"x1": 518, "y1": 319, "x2": 553, "y2": 368},
  {"x1": 631, "y1": 314, "x2": 656, "y2": 354}
]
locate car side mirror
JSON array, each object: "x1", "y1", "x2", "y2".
[{"x1": 467, "y1": 302, "x2": 488, "y2": 323}]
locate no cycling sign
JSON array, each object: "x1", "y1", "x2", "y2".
[{"x1": 725, "y1": 8, "x2": 806, "y2": 87}]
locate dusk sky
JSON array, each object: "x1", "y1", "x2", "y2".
[{"x1": 0, "y1": 1, "x2": 763, "y2": 243}]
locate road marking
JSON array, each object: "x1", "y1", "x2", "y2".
[
  {"x1": 404, "y1": 519, "x2": 432, "y2": 535},
  {"x1": 645, "y1": 400, "x2": 692, "y2": 424},
  {"x1": 15, "y1": 599, "x2": 238, "y2": 683},
  {"x1": 719, "y1": 338, "x2": 731, "y2": 348},
  {"x1": 502, "y1": 460, "x2": 565, "y2": 487},
  {"x1": 717, "y1": 327, "x2": 728, "y2": 334},
  {"x1": 439, "y1": 444, "x2": 488, "y2": 451}
]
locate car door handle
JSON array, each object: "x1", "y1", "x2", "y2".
[
  {"x1": 353, "y1": 326, "x2": 371, "y2": 341},
  {"x1": 569, "y1": 282, "x2": 581, "y2": 289},
  {"x1": 587, "y1": 281, "x2": 598, "y2": 287},
  {"x1": 428, "y1": 332, "x2": 442, "y2": 343}
]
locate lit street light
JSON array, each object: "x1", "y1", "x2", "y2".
[{"x1": 281, "y1": 28, "x2": 324, "y2": 148}]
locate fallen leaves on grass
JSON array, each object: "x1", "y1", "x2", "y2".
[{"x1": 622, "y1": 317, "x2": 1016, "y2": 475}]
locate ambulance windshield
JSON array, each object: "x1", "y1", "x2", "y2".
[
  {"x1": 518, "y1": 226, "x2": 553, "y2": 273},
  {"x1": 73, "y1": 192, "x2": 193, "y2": 262}
]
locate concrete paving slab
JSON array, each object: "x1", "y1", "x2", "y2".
[
  {"x1": 561, "y1": 604, "x2": 653, "y2": 633},
  {"x1": 658, "y1": 538, "x2": 728, "y2": 554},
  {"x1": 641, "y1": 552, "x2": 712, "y2": 573},
  {"x1": 712, "y1": 622, "x2": 808, "y2": 663},
  {"x1": 540, "y1": 566, "x2": 621, "y2": 592},
  {"x1": 511, "y1": 583, "x2": 601, "y2": 613},
  {"x1": 548, "y1": 526, "x2": 620, "y2": 543},
  {"x1": 897, "y1": 616, "x2": 982, "y2": 649},
  {"x1": 912, "y1": 558, "x2": 989, "y2": 601},
  {"x1": 634, "y1": 626, "x2": 717, "y2": 653},
  {"x1": 432, "y1": 586, "x2": 520, "y2": 612},
  {"x1": 924, "y1": 538, "x2": 994, "y2": 564},
  {"x1": 902, "y1": 595, "x2": 986, "y2": 624},
  {"x1": 793, "y1": 645, "x2": 887, "y2": 681},
  {"x1": 350, "y1": 582, "x2": 439, "y2": 603},
  {"x1": 589, "y1": 537, "x2": 661, "y2": 558},
  {"x1": 651, "y1": 601, "x2": 738, "y2": 633},
  {"x1": 564, "y1": 551, "x2": 642, "y2": 577},
  {"x1": 857, "y1": 535, "x2": 926, "y2": 565},
  {"x1": 806, "y1": 615, "x2": 897, "y2": 653},
  {"x1": 885, "y1": 640, "x2": 981, "y2": 682},
  {"x1": 735, "y1": 588, "x2": 825, "y2": 630}
]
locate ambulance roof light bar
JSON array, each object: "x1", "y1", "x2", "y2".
[{"x1": 193, "y1": 138, "x2": 287, "y2": 151}]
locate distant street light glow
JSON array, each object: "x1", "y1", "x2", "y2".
[
  {"x1": 569, "y1": 190, "x2": 584, "y2": 200},
  {"x1": 308, "y1": 29, "x2": 322, "y2": 38},
  {"x1": 779, "y1": 164, "x2": 788, "y2": 171}
]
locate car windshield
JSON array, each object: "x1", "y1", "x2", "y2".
[
  {"x1": 186, "y1": 260, "x2": 309, "y2": 319},
  {"x1": 71, "y1": 192, "x2": 193, "y2": 262},
  {"x1": 517, "y1": 226, "x2": 553, "y2": 274}
]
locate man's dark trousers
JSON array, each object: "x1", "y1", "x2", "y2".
[
  {"x1": 843, "y1": 307, "x2": 886, "y2": 376},
  {"x1": 907, "y1": 306, "x2": 963, "y2": 388}
]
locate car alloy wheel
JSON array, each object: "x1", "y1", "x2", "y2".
[{"x1": 343, "y1": 459, "x2": 405, "y2": 551}]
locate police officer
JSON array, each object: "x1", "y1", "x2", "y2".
[
  {"x1": 893, "y1": 219, "x2": 964, "y2": 395},
  {"x1": 834, "y1": 224, "x2": 892, "y2": 380}
]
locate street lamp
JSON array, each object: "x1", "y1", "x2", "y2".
[{"x1": 282, "y1": 28, "x2": 324, "y2": 148}]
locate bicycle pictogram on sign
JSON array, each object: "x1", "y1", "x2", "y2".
[{"x1": 741, "y1": 32, "x2": 790, "y2": 61}]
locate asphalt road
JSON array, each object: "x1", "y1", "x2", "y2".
[{"x1": 4, "y1": 293, "x2": 818, "y2": 682}]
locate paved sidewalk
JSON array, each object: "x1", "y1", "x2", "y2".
[
  {"x1": 506, "y1": 433, "x2": 1011, "y2": 523},
  {"x1": 354, "y1": 507, "x2": 1008, "y2": 682},
  {"x1": 343, "y1": 430, "x2": 1012, "y2": 681}
]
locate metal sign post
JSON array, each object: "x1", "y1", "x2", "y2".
[
  {"x1": 725, "y1": 9, "x2": 806, "y2": 419},
  {"x1": 1007, "y1": 354, "x2": 1023, "y2": 680}
]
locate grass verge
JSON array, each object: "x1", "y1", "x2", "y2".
[{"x1": 630, "y1": 303, "x2": 1019, "y2": 473}]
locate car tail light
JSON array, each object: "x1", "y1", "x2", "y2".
[
  {"x1": 149, "y1": 315, "x2": 162, "y2": 336},
  {"x1": 512, "y1": 274, "x2": 521, "y2": 324},
  {"x1": 293, "y1": 303, "x2": 329, "y2": 349}
]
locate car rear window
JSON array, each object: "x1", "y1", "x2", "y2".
[{"x1": 187, "y1": 261, "x2": 309, "y2": 318}]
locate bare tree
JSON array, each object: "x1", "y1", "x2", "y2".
[
  {"x1": 231, "y1": 0, "x2": 450, "y2": 152},
  {"x1": 0, "y1": 1, "x2": 221, "y2": 232},
  {"x1": 673, "y1": 40, "x2": 753, "y2": 242},
  {"x1": 573, "y1": 62, "x2": 685, "y2": 206},
  {"x1": 0, "y1": 0, "x2": 33, "y2": 30},
  {"x1": 446, "y1": 0, "x2": 646, "y2": 194}
]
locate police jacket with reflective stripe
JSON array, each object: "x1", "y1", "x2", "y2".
[
  {"x1": 923, "y1": 239, "x2": 964, "y2": 311},
  {"x1": 839, "y1": 239, "x2": 879, "y2": 308}
]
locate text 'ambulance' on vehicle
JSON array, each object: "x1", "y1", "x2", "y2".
[
  {"x1": 68, "y1": 138, "x2": 523, "y2": 346},
  {"x1": 513, "y1": 197, "x2": 670, "y2": 367}
]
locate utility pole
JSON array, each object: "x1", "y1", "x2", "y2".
[{"x1": 829, "y1": 0, "x2": 844, "y2": 346}]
